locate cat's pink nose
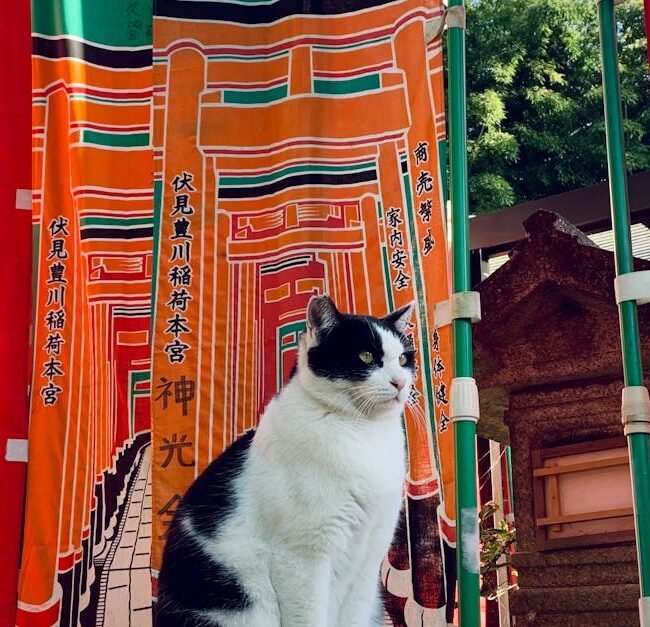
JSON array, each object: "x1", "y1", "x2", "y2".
[{"x1": 391, "y1": 378, "x2": 406, "y2": 391}]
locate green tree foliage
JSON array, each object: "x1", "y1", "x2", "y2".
[{"x1": 464, "y1": 0, "x2": 650, "y2": 214}]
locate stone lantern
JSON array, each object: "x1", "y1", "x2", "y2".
[{"x1": 474, "y1": 210, "x2": 650, "y2": 626}]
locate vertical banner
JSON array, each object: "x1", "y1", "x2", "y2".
[
  {"x1": 151, "y1": 1, "x2": 456, "y2": 624},
  {"x1": 0, "y1": 3, "x2": 32, "y2": 624},
  {"x1": 18, "y1": 1, "x2": 154, "y2": 625}
]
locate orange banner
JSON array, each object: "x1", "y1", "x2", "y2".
[
  {"x1": 151, "y1": 1, "x2": 455, "y2": 622},
  {"x1": 18, "y1": 2, "x2": 154, "y2": 624}
]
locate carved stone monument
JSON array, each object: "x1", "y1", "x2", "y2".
[{"x1": 474, "y1": 210, "x2": 650, "y2": 626}]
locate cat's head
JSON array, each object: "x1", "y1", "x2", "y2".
[{"x1": 297, "y1": 295, "x2": 416, "y2": 420}]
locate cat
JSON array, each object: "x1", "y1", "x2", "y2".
[{"x1": 157, "y1": 295, "x2": 415, "y2": 627}]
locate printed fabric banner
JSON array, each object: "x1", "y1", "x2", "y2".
[
  {"x1": 150, "y1": 1, "x2": 457, "y2": 624},
  {"x1": 18, "y1": 1, "x2": 154, "y2": 625},
  {"x1": 0, "y1": 2, "x2": 32, "y2": 625}
]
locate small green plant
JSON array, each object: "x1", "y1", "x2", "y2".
[{"x1": 479, "y1": 501, "x2": 517, "y2": 600}]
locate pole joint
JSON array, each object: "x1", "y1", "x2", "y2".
[
  {"x1": 615, "y1": 271, "x2": 650, "y2": 306},
  {"x1": 446, "y1": 5, "x2": 466, "y2": 30},
  {"x1": 640, "y1": 596, "x2": 650, "y2": 627},
  {"x1": 434, "y1": 291, "x2": 481, "y2": 327},
  {"x1": 451, "y1": 376, "x2": 480, "y2": 424},
  {"x1": 622, "y1": 386, "x2": 650, "y2": 436},
  {"x1": 425, "y1": 5, "x2": 466, "y2": 44}
]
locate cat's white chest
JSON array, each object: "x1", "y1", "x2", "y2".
[
  {"x1": 310, "y1": 416, "x2": 405, "y2": 546},
  {"x1": 341, "y1": 421, "x2": 405, "y2": 504},
  {"x1": 251, "y1": 404, "x2": 405, "y2": 547}
]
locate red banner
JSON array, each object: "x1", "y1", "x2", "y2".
[{"x1": 0, "y1": 3, "x2": 32, "y2": 624}]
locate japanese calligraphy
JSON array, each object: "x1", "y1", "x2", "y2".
[
  {"x1": 422, "y1": 229, "x2": 435, "y2": 256},
  {"x1": 408, "y1": 137, "x2": 451, "y2": 433},
  {"x1": 439, "y1": 410, "x2": 450, "y2": 433},
  {"x1": 171, "y1": 217, "x2": 192, "y2": 240},
  {"x1": 432, "y1": 328, "x2": 440, "y2": 352},
  {"x1": 431, "y1": 327, "x2": 449, "y2": 432},
  {"x1": 155, "y1": 375, "x2": 196, "y2": 416},
  {"x1": 412, "y1": 139, "x2": 436, "y2": 241},
  {"x1": 47, "y1": 239, "x2": 68, "y2": 260},
  {"x1": 171, "y1": 171, "x2": 196, "y2": 194},
  {"x1": 41, "y1": 357, "x2": 64, "y2": 379},
  {"x1": 167, "y1": 288, "x2": 192, "y2": 312},
  {"x1": 159, "y1": 433, "x2": 195, "y2": 468},
  {"x1": 385, "y1": 206, "x2": 412, "y2": 292},
  {"x1": 165, "y1": 313, "x2": 191, "y2": 338},
  {"x1": 433, "y1": 355, "x2": 445, "y2": 379},
  {"x1": 390, "y1": 249, "x2": 407, "y2": 270},
  {"x1": 435, "y1": 382, "x2": 449, "y2": 407},
  {"x1": 164, "y1": 338, "x2": 191, "y2": 364},
  {"x1": 171, "y1": 194, "x2": 194, "y2": 216},
  {"x1": 40, "y1": 215, "x2": 70, "y2": 406},
  {"x1": 168, "y1": 264, "x2": 192, "y2": 288},
  {"x1": 418, "y1": 198, "x2": 431, "y2": 222},
  {"x1": 169, "y1": 241, "x2": 191, "y2": 263},
  {"x1": 418, "y1": 199, "x2": 432, "y2": 223},
  {"x1": 157, "y1": 493, "x2": 182, "y2": 539},
  {"x1": 413, "y1": 141, "x2": 429, "y2": 166},
  {"x1": 389, "y1": 229, "x2": 403, "y2": 248},
  {"x1": 407, "y1": 386, "x2": 422, "y2": 407},
  {"x1": 166, "y1": 172, "x2": 197, "y2": 364},
  {"x1": 40, "y1": 382, "x2": 63, "y2": 406},
  {"x1": 47, "y1": 261, "x2": 67, "y2": 284},
  {"x1": 43, "y1": 333, "x2": 64, "y2": 356},
  {"x1": 416, "y1": 170, "x2": 434, "y2": 197},
  {"x1": 46, "y1": 286, "x2": 66, "y2": 307},
  {"x1": 393, "y1": 269, "x2": 411, "y2": 291},
  {"x1": 386, "y1": 207, "x2": 403, "y2": 229},
  {"x1": 48, "y1": 217, "x2": 69, "y2": 237}
]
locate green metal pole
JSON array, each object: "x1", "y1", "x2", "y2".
[
  {"x1": 597, "y1": 1, "x2": 650, "y2": 623},
  {"x1": 447, "y1": 2, "x2": 481, "y2": 625},
  {"x1": 506, "y1": 445, "x2": 514, "y2": 514}
]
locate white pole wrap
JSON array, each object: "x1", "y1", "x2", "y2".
[
  {"x1": 450, "y1": 376, "x2": 480, "y2": 424},
  {"x1": 622, "y1": 386, "x2": 650, "y2": 435}
]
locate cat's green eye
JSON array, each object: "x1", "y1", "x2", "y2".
[
  {"x1": 359, "y1": 351, "x2": 374, "y2": 365},
  {"x1": 399, "y1": 353, "x2": 408, "y2": 366}
]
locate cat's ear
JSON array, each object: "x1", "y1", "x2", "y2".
[
  {"x1": 307, "y1": 294, "x2": 340, "y2": 336},
  {"x1": 383, "y1": 302, "x2": 415, "y2": 334}
]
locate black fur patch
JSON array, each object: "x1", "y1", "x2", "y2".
[
  {"x1": 156, "y1": 605, "x2": 224, "y2": 627},
  {"x1": 160, "y1": 538, "x2": 250, "y2": 610},
  {"x1": 157, "y1": 430, "x2": 255, "y2": 622},
  {"x1": 178, "y1": 429, "x2": 254, "y2": 537},
  {"x1": 307, "y1": 313, "x2": 415, "y2": 380}
]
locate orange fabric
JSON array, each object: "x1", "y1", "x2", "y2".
[
  {"x1": 18, "y1": 2, "x2": 154, "y2": 624},
  {"x1": 151, "y1": 2, "x2": 456, "y2": 620}
]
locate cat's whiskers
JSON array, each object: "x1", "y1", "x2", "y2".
[
  {"x1": 347, "y1": 385, "x2": 390, "y2": 410},
  {"x1": 309, "y1": 385, "x2": 374, "y2": 422},
  {"x1": 356, "y1": 394, "x2": 376, "y2": 417},
  {"x1": 345, "y1": 389, "x2": 376, "y2": 418},
  {"x1": 345, "y1": 383, "x2": 405, "y2": 419}
]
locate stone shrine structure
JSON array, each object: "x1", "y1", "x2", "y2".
[{"x1": 474, "y1": 210, "x2": 650, "y2": 626}]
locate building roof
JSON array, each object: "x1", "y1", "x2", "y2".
[{"x1": 470, "y1": 169, "x2": 650, "y2": 255}]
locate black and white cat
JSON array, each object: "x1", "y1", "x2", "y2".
[{"x1": 157, "y1": 295, "x2": 415, "y2": 627}]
